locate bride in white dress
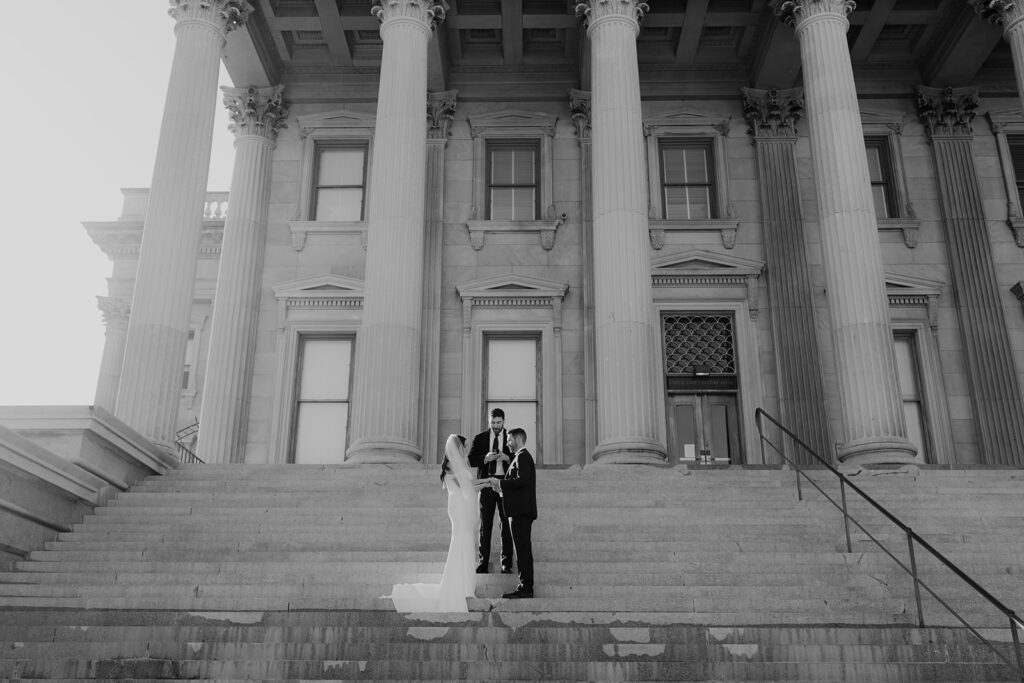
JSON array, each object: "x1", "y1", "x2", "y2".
[{"x1": 389, "y1": 434, "x2": 481, "y2": 613}]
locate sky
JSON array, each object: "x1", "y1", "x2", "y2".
[{"x1": 0, "y1": 2, "x2": 236, "y2": 405}]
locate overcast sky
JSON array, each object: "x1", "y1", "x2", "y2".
[{"x1": 0, "y1": 2, "x2": 236, "y2": 405}]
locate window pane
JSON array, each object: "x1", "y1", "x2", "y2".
[
  {"x1": 903, "y1": 401, "x2": 927, "y2": 463},
  {"x1": 709, "y1": 403, "x2": 731, "y2": 461},
  {"x1": 663, "y1": 147, "x2": 708, "y2": 184},
  {"x1": 299, "y1": 339, "x2": 352, "y2": 400},
  {"x1": 490, "y1": 147, "x2": 535, "y2": 185},
  {"x1": 315, "y1": 188, "x2": 364, "y2": 221},
  {"x1": 893, "y1": 337, "x2": 919, "y2": 399},
  {"x1": 294, "y1": 402, "x2": 348, "y2": 464},
  {"x1": 488, "y1": 339, "x2": 536, "y2": 400},
  {"x1": 674, "y1": 403, "x2": 697, "y2": 460},
  {"x1": 318, "y1": 148, "x2": 365, "y2": 186},
  {"x1": 865, "y1": 146, "x2": 884, "y2": 182},
  {"x1": 491, "y1": 188, "x2": 515, "y2": 220},
  {"x1": 489, "y1": 401, "x2": 537, "y2": 453},
  {"x1": 513, "y1": 188, "x2": 535, "y2": 219},
  {"x1": 872, "y1": 185, "x2": 890, "y2": 219},
  {"x1": 664, "y1": 187, "x2": 710, "y2": 220}
]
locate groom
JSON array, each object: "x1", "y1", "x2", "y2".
[{"x1": 489, "y1": 427, "x2": 537, "y2": 599}]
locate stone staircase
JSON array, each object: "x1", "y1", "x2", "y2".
[{"x1": 0, "y1": 464, "x2": 1021, "y2": 680}]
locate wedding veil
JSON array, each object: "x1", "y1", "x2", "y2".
[{"x1": 444, "y1": 434, "x2": 475, "y2": 499}]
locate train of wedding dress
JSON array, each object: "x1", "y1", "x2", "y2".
[{"x1": 388, "y1": 434, "x2": 478, "y2": 613}]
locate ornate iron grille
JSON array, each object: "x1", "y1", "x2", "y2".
[{"x1": 663, "y1": 314, "x2": 736, "y2": 375}]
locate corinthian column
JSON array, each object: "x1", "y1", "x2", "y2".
[
  {"x1": 346, "y1": 0, "x2": 447, "y2": 463},
  {"x1": 576, "y1": 0, "x2": 667, "y2": 464},
  {"x1": 94, "y1": 297, "x2": 131, "y2": 412},
  {"x1": 115, "y1": 1, "x2": 252, "y2": 451},
  {"x1": 198, "y1": 85, "x2": 288, "y2": 464},
  {"x1": 976, "y1": 1, "x2": 1024, "y2": 114},
  {"x1": 916, "y1": 86, "x2": 1024, "y2": 465},
  {"x1": 771, "y1": 0, "x2": 916, "y2": 465}
]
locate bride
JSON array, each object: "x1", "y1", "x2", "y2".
[{"x1": 389, "y1": 434, "x2": 483, "y2": 612}]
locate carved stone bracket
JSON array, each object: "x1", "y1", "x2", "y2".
[
  {"x1": 1010, "y1": 218, "x2": 1024, "y2": 247},
  {"x1": 741, "y1": 87, "x2": 804, "y2": 139},
  {"x1": 915, "y1": 85, "x2": 979, "y2": 137},
  {"x1": 877, "y1": 218, "x2": 920, "y2": 249},
  {"x1": 467, "y1": 209, "x2": 566, "y2": 251},
  {"x1": 222, "y1": 84, "x2": 289, "y2": 140},
  {"x1": 288, "y1": 221, "x2": 368, "y2": 252},
  {"x1": 1012, "y1": 281, "x2": 1024, "y2": 315},
  {"x1": 648, "y1": 218, "x2": 741, "y2": 250}
]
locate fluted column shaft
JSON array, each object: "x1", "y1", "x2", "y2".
[
  {"x1": 94, "y1": 298, "x2": 131, "y2": 412},
  {"x1": 115, "y1": 1, "x2": 251, "y2": 450},
  {"x1": 775, "y1": 0, "x2": 915, "y2": 465},
  {"x1": 198, "y1": 86, "x2": 287, "y2": 464},
  {"x1": 347, "y1": 1, "x2": 446, "y2": 463},
  {"x1": 917, "y1": 85, "x2": 1024, "y2": 465},
  {"x1": 742, "y1": 87, "x2": 832, "y2": 463},
  {"x1": 579, "y1": 0, "x2": 667, "y2": 464}
]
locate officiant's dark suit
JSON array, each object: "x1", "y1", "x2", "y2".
[
  {"x1": 497, "y1": 428, "x2": 537, "y2": 598},
  {"x1": 467, "y1": 409, "x2": 513, "y2": 573}
]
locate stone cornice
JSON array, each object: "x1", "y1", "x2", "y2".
[
  {"x1": 772, "y1": 0, "x2": 855, "y2": 29},
  {"x1": 915, "y1": 85, "x2": 979, "y2": 137},
  {"x1": 569, "y1": 89, "x2": 591, "y2": 140},
  {"x1": 168, "y1": 0, "x2": 253, "y2": 36},
  {"x1": 222, "y1": 85, "x2": 289, "y2": 140},
  {"x1": 741, "y1": 87, "x2": 804, "y2": 139},
  {"x1": 468, "y1": 109, "x2": 558, "y2": 138},
  {"x1": 273, "y1": 274, "x2": 364, "y2": 311},
  {"x1": 85, "y1": 222, "x2": 224, "y2": 259},
  {"x1": 427, "y1": 89, "x2": 458, "y2": 139}
]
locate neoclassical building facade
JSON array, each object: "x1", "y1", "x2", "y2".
[{"x1": 85, "y1": 0, "x2": 1024, "y2": 469}]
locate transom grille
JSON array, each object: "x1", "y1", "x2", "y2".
[{"x1": 663, "y1": 314, "x2": 736, "y2": 375}]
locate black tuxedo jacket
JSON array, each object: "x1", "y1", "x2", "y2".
[
  {"x1": 498, "y1": 448, "x2": 537, "y2": 520},
  {"x1": 467, "y1": 428, "x2": 512, "y2": 479}
]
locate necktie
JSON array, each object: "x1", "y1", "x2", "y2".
[{"x1": 493, "y1": 433, "x2": 505, "y2": 476}]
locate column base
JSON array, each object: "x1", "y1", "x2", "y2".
[
  {"x1": 592, "y1": 438, "x2": 668, "y2": 465},
  {"x1": 837, "y1": 437, "x2": 919, "y2": 467},
  {"x1": 346, "y1": 438, "x2": 422, "y2": 464}
]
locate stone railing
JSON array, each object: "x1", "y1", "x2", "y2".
[{"x1": 117, "y1": 188, "x2": 228, "y2": 223}]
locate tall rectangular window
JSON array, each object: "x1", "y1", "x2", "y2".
[
  {"x1": 660, "y1": 140, "x2": 715, "y2": 220},
  {"x1": 292, "y1": 337, "x2": 353, "y2": 464},
  {"x1": 893, "y1": 333, "x2": 928, "y2": 463},
  {"x1": 485, "y1": 337, "x2": 539, "y2": 455},
  {"x1": 313, "y1": 144, "x2": 367, "y2": 221},
  {"x1": 866, "y1": 137, "x2": 896, "y2": 219},
  {"x1": 487, "y1": 141, "x2": 538, "y2": 220},
  {"x1": 182, "y1": 330, "x2": 195, "y2": 391}
]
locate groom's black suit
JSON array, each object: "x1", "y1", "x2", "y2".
[
  {"x1": 498, "y1": 447, "x2": 537, "y2": 591},
  {"x1": 467, "y1": 428, "x2": 513, "y2": 571}
]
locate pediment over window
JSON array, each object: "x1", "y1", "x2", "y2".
[
  {"x1": 456, "y1": 274, "x2": 568, "y2": 302},
  {"x1": 652, "y1": 249, "x2": 764, "y2": 277},
  {"x1": 468, "y1": 110, "x2": 558, "y2": 137},
  {"x1": 860, "y1": 108, "x2": 906, "y2": 132},
  {"x1": 884, "y1": 272, "x2": 944, "y2": 297},
  {"x1": 297, "y1": 109, "x2": 376, "y2": 137},
  {"x1": 643, "y1": 109, "x2": 730, "y2": 135},
  {"x1": 273, "y1": 274, "x2": 364, "y2": 309}
]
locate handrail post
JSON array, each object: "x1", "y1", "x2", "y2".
[
  {"x1": 840, "y1": 480, "x2": 852, "y2": 553},
  {"x1": 907, "y1": 531, "x2": 925, "y2": 627},
  {"x1": 1010, "y1": 614, "x2": 1023, "y2": 683}
]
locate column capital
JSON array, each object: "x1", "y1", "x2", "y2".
[
  {"x1": 915, "y1": 85, "x2": 979, "y2": 137},
  {"x1": 741, "y1": 87, "x2": 804, "y2": 139},
  {"x1": 974, "y1": 0, "x2": 1024, "y2": 33},
  {"x1": 427, "y1": 89, "x2": 458, "y2": 139},
  {"x1": 372, "y1": 0, "x2": 447, "y2": 32},
  {"x1": 569, "y1": 89, "x2": 592, "y2": 139},
  {"x1": 771, "y1": 0, "x2": 855, "y2": 30},
  {"x1": 97, "y1": 296, "x2": 131, "y2": 326},
  {"x1": 168, "y1": 0, "x2": 253, "y2": 36},
  {"x1": 222, "y1": 85, "x2": 289, "y2": 140},
  {"x1": 575, "y1": 0, "x2": 649, "y2": 35}
]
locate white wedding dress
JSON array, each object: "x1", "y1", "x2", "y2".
[{"x1": 388, "y1": 435, "x2": 478, "y2": 613}]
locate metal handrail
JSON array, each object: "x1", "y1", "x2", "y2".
[
  {"x1": 755, "y1": 408, "x2": 1024, "y2": 681},
  {"x1": 173, "y1": 419, "x2": 204, "y2": 465}
]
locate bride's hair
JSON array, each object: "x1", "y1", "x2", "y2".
[{"x1": 439, "y1": 434, "x2": 468, "y2": 483}]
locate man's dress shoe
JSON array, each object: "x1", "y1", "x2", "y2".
[
  {"x1": 475, "y1": 566, "x2": 488, "y2": 574},
  {"x1": 502, "y1": 587, "x2": 533, "y2": 599},
  {"x1": 500, "y1": 566, "x2": 513, "y2": 574}
]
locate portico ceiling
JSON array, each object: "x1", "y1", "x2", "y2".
[{"x1": 233, "y1": 0, "x2": 1011, "y2": 100}]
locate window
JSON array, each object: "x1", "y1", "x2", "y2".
[
  {"x1": 660, "y1": 140, "x2": 716, "y2": 220},
  {"x1": 485, "y1": 337, "x2": 539, "y2": 451},
  {"x1": 893, "y1": 333, "x2": 928, "y2": 463},
  {"x1": 291, "y1": 337, "x2": 353, "y2": 464},
  {"x1": 312, "y1": 144, "x2": 367, "y2": 221},
  {"x1": 1007, "y1": 136, "x2": 1024, "y2": 212},
  {"x1": 182, "y1": 330, "x2": 195, "y2": 390},
  {"x1": 487, "y1": 141, "x2": 538, "y2": 220},
  {"x1": 866, "y1": 137, "x2": 897, "y2": 219}
]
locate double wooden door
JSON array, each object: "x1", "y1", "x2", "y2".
[{"x1": 668, "y1": 394, "x2": 740, "y2": 464}]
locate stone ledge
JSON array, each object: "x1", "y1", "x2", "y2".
[{"x1": 0, "y1": 425, "x2": 107, "y2": 505}]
